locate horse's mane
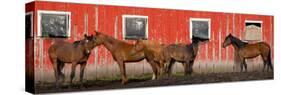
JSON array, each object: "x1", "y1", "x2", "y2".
[
  {"x1": 98, "y1": 32, "x2": 133, "y2": 45},
  {"x1": 230, "y1": 35, "x2": 248, "y2": 48},
  {"x1": 73, "y1": 39, "x2": 87, "y2": 48},
  {"x1": 73, "y1": 40, "x2": 81, "y2": 48}
]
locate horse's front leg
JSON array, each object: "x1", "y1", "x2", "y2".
[
  {"x1": 117, "y1": 60, "x2": 128, "y2": 85},
  {"x1": 149, "y1": 60, "x2": 158, "y2": 80},
  {"x1": 238, "y1": 57, "x2": 244, "y2": 72},
  {"x1": 238, "y1": 56, "x2": 244, "y2": 72},
  {"x1": 167, "y1": 59, "x2": 175, "y2": 77},
  {"x1": 158, "y1": 60, "x2": 165, "y2": 78},
  {"x1": 182, "y1": 62, "x2": 188, "y2": 76},
  {"x1": 79, "y1": 62, "x2": 86, "y2": 84},
  {"x1": 70, "y1": 62, "x2": 78, "y2": 85},
  {"x1": 187, "y1": 60, "x2": 194, "y2": 75}
]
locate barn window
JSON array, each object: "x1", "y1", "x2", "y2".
[
  {"x1": 37, "y1": 10, "x2": 71, "y2": 38},
  {"x1": 243, "y1": 20, "x2": 262, "y2": 41},
  {"x1": 122, "y1": 15, "x2": 148, "y2": 40},
  {"x1": 190, "y1": 18, "x2": 211, "y2": 39},
  {"x1": 25, "y1": 12, "x2": 33, "y2": 38}
]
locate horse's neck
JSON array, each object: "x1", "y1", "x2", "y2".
[
  {"x1": 76, "y1": 45, "x2": 87, "y2": 53},
  {"x1": 231, "y1": 37, "x2": 247, "y2": 49},
  {"x1": 101, "y1": 36, "x2": 119, "y2": 53},
  {"x1": 72, "y1": 41, "x2": 90, "y2": 55},
  {"x1": 191, "y1": 42, "x2": 199, "y2": 56}
]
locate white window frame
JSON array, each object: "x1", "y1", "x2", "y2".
[
  {"x1": 26, "y1": 12, "x2": 33, "y2": 37},
  {"x1": 189, "y1": 18, "x2": 211, "y2": 39},
  {"x1": 122, "y1": 15, "x2": 148, "y2": 40},
  {"x1": 244, "y1": 20, "x2": 263, "y2": 41},
  {"x1": 37, "y1": 10, "x2": 71, "y2": 37}
]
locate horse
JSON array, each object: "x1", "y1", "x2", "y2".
[
  {"x1": 133, "y1": 39, "x2": 166, "y2": 79},
  {"x1": 163, "y1": 36, "x2": 208, "y2": 76},
  {"x1": 93, "y1": 31, "x2": 146, "y2": 84},
  {"x1": 222, "y1": 34, "x2": 273, "y2": 72},
  {"x1": 48, "y1": 34, "x2": 97, "y2": 88}
]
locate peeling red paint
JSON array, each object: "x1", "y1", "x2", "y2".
[{"x1": 26, "y1": 1, "x2": 274, "y2": 75}]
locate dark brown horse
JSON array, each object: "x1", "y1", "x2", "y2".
[
  {"x1": 222, "y1": 34, "x2": 273, "y2": 72},
  {"x1": 164, "y1": 36, "x2": 208, "y2": 76},
  {"x1": 133, "y1": 39, "x2": 166, "y2": 79},
  {"x1": 48, "y1": 34, "x2": 96, "y2": 87},
  {"x1": 93, "y1": 31, "x2": 145, "y2": 84}
]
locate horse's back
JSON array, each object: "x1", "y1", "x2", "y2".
[
  {"x1": 164, "y1": 44, "x2": 192, "y2": 60},
  {"x1": 240, "y1": 42, "x2": 271, "y2": 58},
  {"x1": 245, "y1": 42, "x2": 270, "y2": 50},
  {"x1": 142, "y1": 40, "x2": 165, "y2": 53}
]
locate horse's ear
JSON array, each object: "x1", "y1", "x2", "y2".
[
  {"x1": 84, "y1": 34, "x2": 88, "y2": 38},
  {"x1": 95, "y1": 30, "x2": 100, "y2": 35}
]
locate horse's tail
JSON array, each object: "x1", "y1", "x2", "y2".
[{"x1": 267, "y1": 48, "x2": 273, "y2": 71}]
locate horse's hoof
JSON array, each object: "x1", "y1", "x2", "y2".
[
  {"x1": 151, "y1": 74, "x2": 156, "y2": 80},
  {"x1": 55, "y1": 83, "x2": 61, "y2": 90},
  {"x1": 121, "y1": 79, "x2": 128, "y2": 85},
  {"x1": 79, "y1": 83, "x2": 85, "y2": 89}
]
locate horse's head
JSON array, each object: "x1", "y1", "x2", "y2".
[
  {"x1": 222, "y1": 34, "x2": 233, "y2": 48},
  {"x1": 191, "y1": 36, "x2": 209, "y2": 44},
  {"x1": 92, "y1": 30, "x2": 107, "y2": 46},
  {"x1": 82, "y1": 34, "x2": 97, "y2": 52},
  {"x1": 135, "y1": 39, "x2": 146, "y2": 52}
]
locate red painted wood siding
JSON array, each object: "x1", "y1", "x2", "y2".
[{"x1": 26, "y1": 1, "x2": 274, "y2": 80}]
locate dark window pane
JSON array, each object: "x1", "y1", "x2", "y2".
[
  {"x1": 246, "y1": 22, "x2": 261, "y2": 27},
  {"x1": 25, "y1": 14, "x2": 32, "y2": 38},
  {"x1": 125, "y1": 17, "x2": 147, "y2": 39},
  {"x1": 192, "y1": 21, "x2": 209, "y2": 39},
  {"x1": 40, "y1": 14, "x2": 69, "y2": 38},
  {"x1": 244, "y1": 22, "x2": 262, "y2": 41}
]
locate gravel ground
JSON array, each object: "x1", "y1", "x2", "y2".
[{"x1": 35, "y1": 71, "x2": 273, "y2": 93}]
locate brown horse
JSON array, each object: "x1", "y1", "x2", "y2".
[
  {"x1": 222, "y1": 34, "x2": 273, "y2": 72},
  {"x1": 93, "y1": 31, "x2": 145, "y2": 84},
  {"x1": 133, "y1": 39, "x2": 166, "y2": 79},
  {"x1": 48, "y1": 34, "x2": 96, "y2": 87},
  {"x1": 164, "y1": 36, "x2": 208, "y2": 76}
]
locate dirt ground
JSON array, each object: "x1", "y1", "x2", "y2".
[{"x1": 35, "y1": 71, "x2": 273, "y2": 93}]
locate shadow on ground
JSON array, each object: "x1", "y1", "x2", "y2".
[{"x1": 35, "y1": 71, "x2": 273, "y2": 93}]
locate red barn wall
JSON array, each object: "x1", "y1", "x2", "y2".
[{"x1": 25, "y1": 1, "x2": 274, "y2": 82}]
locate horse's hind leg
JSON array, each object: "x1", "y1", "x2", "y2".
[
  {"x1": 242, "y1": 59, "x2": 247, "y2": 72},
  {"x1": 262, "y1": 58, "x2": 267, "y2": 72},
  {"x1": 266, "y1": 52, "x2": 273, "y2": 72}
]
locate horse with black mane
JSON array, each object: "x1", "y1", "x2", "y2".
[
  {"x1": 48, "y1": 34, "x2": 96, "y2": 88},
  {"x1": 164, "y1": 36, "x2": 208, "y2": 76},
  {"x1": 222, "y1": 34, "x2": 273, "y2": 72}
]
